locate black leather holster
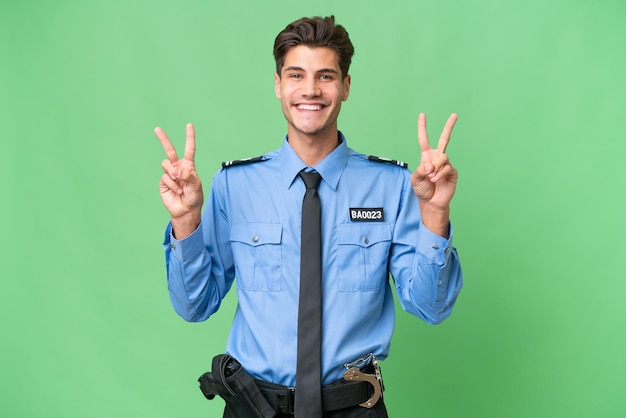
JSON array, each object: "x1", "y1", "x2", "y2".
[{"x1": 198, "y1": 354, "x2": 276, "y2": 418}]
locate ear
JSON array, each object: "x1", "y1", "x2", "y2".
[
  {"x1": 342, "y1": 74, "x2": 351, "y2": 101},
  {"x1": 274, "y1": 72, "x2": 282, "y2": 99}
]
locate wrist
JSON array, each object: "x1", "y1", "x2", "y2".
[
  {"x1": 419, "y1": 203, "x2": 450, "y2": 238},
  {"x1": 171, "y1": 211, "x2": 201, "y2": 240}
]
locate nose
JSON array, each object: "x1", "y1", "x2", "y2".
[{"x1": 301, "y1": 78, "x2": 321, "y2": 97}]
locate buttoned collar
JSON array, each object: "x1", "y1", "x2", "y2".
[{"x1": 280, "y1": 132, "x2": 349, "y2": 191}]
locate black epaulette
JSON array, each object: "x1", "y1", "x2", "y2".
[
  {"x1": 221, "y1": 156, "x2": 266, "y2": 169},
  {"x1": 367, "y1": 155, "x2": 408, "y2": 169}
]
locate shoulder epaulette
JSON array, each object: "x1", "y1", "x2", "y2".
[
  {"x1": 222, "y1": 156, "x2": 266, "y2": 169},
  {"x1": 367, "y1": 155, "x2": 408, "y2": 169}
]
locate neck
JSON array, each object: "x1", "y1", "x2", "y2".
[{"x1": 287, "y1": 127, "x2": 340, "y2": 166}]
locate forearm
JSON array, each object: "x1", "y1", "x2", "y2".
[
  {"x1": 163, "y1": 222, "x2": 233, "y2": 321},
  {"x1": 406, "y1": 249, "x2": 462, "y2": 324},
  {"x1": 393, "y1": 224, "x2": 463, "y2": 324}
]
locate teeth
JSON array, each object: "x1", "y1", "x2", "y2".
[{"x1": 297, "y1": 104, "x2": 323, "y2": 111}]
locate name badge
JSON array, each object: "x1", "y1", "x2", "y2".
[{"x1": 350, "y1": 208, "x2": 384, "y2": 222}]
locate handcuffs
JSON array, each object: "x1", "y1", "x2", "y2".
[{"x1": 342, "y1": 353, "x2": 384, "y2": 408}]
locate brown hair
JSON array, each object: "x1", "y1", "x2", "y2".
[{"x1": 273, "y1": 16, "x2": 354, "y2": 78}]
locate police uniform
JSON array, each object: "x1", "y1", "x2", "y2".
[{"x1": 163, "y1": 133, "x2": 463, "y2": 389}]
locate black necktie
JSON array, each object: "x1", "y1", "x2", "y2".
[{"x1": 296, "y1": 171, "x2": 323, "y2": 417}]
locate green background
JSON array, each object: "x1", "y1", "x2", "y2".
[{"x1": 2, "y1": 0, "x2": 625, "y2": 416}]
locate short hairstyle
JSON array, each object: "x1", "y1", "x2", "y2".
[{"x1": 273, "y1": 16, "x2": 355, "y2": 78}]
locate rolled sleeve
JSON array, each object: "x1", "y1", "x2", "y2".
[
  {"x1": 416, "y1": 222, "x2": 454, "y2": 265},
  {"x1": 163, "y1": 222, "x2": 206, "y2": 261}
]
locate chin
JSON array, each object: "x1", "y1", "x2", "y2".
[{"x1": 294, "y1": 126, "x2": 327, "y2": 137}]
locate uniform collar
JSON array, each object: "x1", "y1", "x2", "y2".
[{"x1": 280, "y1": 132, "x2": 349, "y2": 191}]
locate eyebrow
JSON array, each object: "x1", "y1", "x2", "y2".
[{"x1": 283, "y1": 66, "x2": 340, "y2": 75}]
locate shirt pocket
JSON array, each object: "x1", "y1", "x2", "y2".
[
  {"x1": 336, "y1": 223, "x2": 392, "y2": 291},
  {"x1": 230, "y1": 223, "x2": 283, "y2": 291}
]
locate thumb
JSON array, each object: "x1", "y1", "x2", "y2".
[
  {"x1": 188, "y1": 172, "x2": 204, "y2": 192},
  {"x1": 178, "y1": 168, "x2": 201, "y2": 184},
  {"x1": 411, "y1": 164, "x2": 428, "y2": 184}
]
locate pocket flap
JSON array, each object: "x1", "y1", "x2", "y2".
[
  {"x1": 230, "y1": 223, "x2": 283, "y2": 246},
  {"x1": 337, "y1": 223, "x2": 392, "y2": 248}
]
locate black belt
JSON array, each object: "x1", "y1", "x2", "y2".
[
  {"x1": 254, "y1": 378, "x2": 374, "y2": 414},
  {"x1": 199, "y1": 354, "x2": 382, "y2": 416}
]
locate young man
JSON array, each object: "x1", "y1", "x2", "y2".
[{"x1": 156, "y1": 16, "x2": 463, "y2": 418}]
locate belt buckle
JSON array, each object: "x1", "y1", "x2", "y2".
[
  {"x1": 343, "y1": 353, "x2": 383, "y2": 409},
  {"x1": 273, "y1": 386, "x2": 295, "y2": 414}
]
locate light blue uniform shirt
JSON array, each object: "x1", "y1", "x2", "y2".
[{"x1": 163, "y1": 134, "x2": 462, "y2": 386}]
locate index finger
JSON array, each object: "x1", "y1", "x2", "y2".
[
  {"x1": 436, "y1": 113, "x2": 458, "y2": 153},
  {"x1": 417, "y1": 112, "x2": 431, "y2": 152},
  {"x1": 154, "y1": 126, "x2": 179, "y2": 163},
  {"x1": 183, "y1": 123, "x2": 196, "y2": 162}
]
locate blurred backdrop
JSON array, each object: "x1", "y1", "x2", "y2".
[{"x1": 1, "y1": 0, "x2": 625, "y2": 416}]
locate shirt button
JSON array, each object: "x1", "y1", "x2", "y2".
[
  {"x1": 432, "y1": 244, "x2": 439, "y2": 250},
  {"x1": 445, "y1": 247, "x2": 450, "y2": 254},
  {"x1": 437, "y1": 280, "x2": 443, "y2": 286},
  {"x1": 252, "y1": 235, "x2": 259, "y2": 243},
  {"x1": 363, "y1": 237, "x2": 369, "y2": 244},
  {"x1": 169, "y1": 243, "x2": 176, "y2": 249}
]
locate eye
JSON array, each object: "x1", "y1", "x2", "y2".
[
  {"x1": 320, "y1": 74, "x2": 333, "y2": 80},
  {"x1": 289, "y1": 73, "x2": 302, "y2": 79}
]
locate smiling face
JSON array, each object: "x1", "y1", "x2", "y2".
[{"x1": 274, "y1": 46, "x2": 351, "y2": 143}]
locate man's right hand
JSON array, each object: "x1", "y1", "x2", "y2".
[{"x1": 155, "y1": 123, "x2": 204, "y2": 239}]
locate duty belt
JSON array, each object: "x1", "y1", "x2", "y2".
[{"x1": 199, "y1": 353, "x2": 384, "y2": 416}]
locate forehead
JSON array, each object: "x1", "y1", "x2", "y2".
[{"x1": 281, "y1": 46, "x2": 341, "y2": 73}]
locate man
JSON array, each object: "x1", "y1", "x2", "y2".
[{"x1": 155, "y1": 16, "x2": 462, "y2": 418}]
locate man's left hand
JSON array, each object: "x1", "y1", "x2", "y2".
[{"x1": 410, "y1": 113, "x2": 459, "y2": 237}]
